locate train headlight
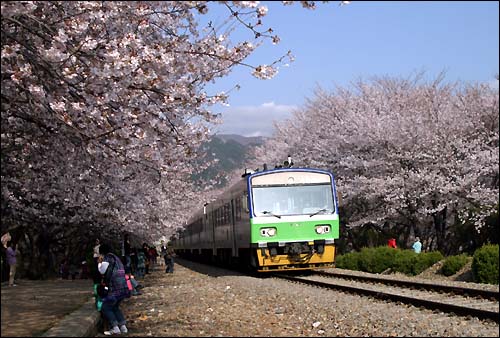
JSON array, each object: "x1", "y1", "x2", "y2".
[
  {"x1": 315, "y1": 225, "x2": 330, "y2": 234},
  {"x1": 260, "y1": 227, "x2": 277, "y2": 237}
]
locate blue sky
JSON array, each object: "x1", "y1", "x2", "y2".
[{"x1": 203, "y1": 1, "x2": 499, "y2": 137}]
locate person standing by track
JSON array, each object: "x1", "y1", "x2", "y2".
[
  {"x1": 123, "y1": 234, "x2": 132, "y2": 274},
  {"x1": 165, "y1": 245, "x2": 175, "y2": 274},
  {"x1": 92, "y1": 238, "x2": 101, "y2": 280},
  {"x1": 6, "y1": 240, "x2": 17, "y2": 287},
  {"x1": 412, "y1": 237, "x2": 422, "y2": 253},
  {"x1": 160, "y1": 241, "x2": 167, "y2": 268}
]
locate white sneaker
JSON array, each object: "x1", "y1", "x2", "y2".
[
  {"x1": 104, "y1": 326, "x2": 121, "y2": 335},
  {"x1": 120, "y1": 325, "x2": 128, "y2": 334}
]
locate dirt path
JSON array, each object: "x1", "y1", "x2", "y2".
[{"x1": 1, "y1": 278, "x2": 93, "y2": 337}]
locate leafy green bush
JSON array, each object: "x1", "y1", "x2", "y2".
[
  {"x1": 392, "y1": 249, "x2": 417, "y2": 275},
  {"x1": 358, "y1": 246, "x2": 397, "y2": 273},
  {"x1": 441, "y1": 254, "x2": 468, "y2": 276},
  {"x1": 337, "y1": 244, "x2": 497, "y2": 285},
  {"x1": 335, "y1": 251, "x2": 361, "y2": 270},
  {"x1": 472, "y1": 244, "x2": 499, "y2": 284},
  {"x1": 413, "y1": 251, "x2": 444, "y2": 275},
  {"x1": 337, "y1": 248, "x2": 442, "y2": 276}
]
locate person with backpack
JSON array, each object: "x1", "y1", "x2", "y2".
[{"x1": 98, "y1": 243, "x2": 131, "y2": 335}]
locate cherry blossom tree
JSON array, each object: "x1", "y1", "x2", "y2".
[
  {"x1": 1, "y1": 1, "x2": 339, "y2": 276},
  {"x1": 249, "y1": 73, "x2": 499, "y2": 252}
]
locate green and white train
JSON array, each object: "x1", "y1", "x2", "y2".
[{"x1": 171, "y1": 166, "x2": 340, "y2": 272}]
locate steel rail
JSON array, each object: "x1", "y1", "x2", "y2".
[
  {"x1": 314, "y1": 270, "x2": 500, "y2": 300},
  {"x1": 275, "y1": 274, "x2": 500, "y2": 323}
]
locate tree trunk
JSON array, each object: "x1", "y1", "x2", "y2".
[
  {"x1": 432, "y1": 201, "x2": 448, "y2": 254},
  {"x1": 24, "y1": 227, "x2": 52, "y2": 279}
]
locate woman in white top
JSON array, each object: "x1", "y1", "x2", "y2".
[
  {"x1": 93, "y1": 239, "x2": 101, "y2": 282},
  {"x1": 93, "y1": 239, "x2": 101, "y2": 258}
]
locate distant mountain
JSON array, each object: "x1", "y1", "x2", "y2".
[
  {"x1": 215, "y1": 134, "x2": 266, "y2": 147},
  {"x1": 193, "y1": 134, "x2": 266, "y2": 186}
]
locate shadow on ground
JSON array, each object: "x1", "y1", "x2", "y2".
[{"x1": 1, "y1": 279, "x2": 93, "y2": 337}]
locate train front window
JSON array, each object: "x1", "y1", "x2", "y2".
[{"x1": 252, "y1": 183, "x2": 335, "y2": 217}]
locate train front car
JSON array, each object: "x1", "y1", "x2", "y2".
[{"x1": 248, "y1": 168, "x2": 340, "y2": 271}]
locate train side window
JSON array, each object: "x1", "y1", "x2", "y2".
[
  {"x1": 218, "y1": 207, "x2": 223, "y2": 227},
  {"x1": 210, "y1": 210, "x2": 215, "y2": 228},
  {"x1": 224, "y1": 203, "x2": 230, "y2": 225},
  {"x1": 235, "y1": 197, "x2": 242, "y2": 221}
]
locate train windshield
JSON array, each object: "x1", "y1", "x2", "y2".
[{"x1": 251, "y1": 172, "x2": 335, "y2": 217}]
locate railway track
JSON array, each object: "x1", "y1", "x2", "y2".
[
  {"x1": 315, "y1": 270, "x2": 500, "y2": 300},
  {"x1": 273, "y1": 271, "x2": 500, "y2": 323}
]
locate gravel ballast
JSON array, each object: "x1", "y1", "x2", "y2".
[{"x1": 116, "y1": 259, "x2": 499, "y2": 337}]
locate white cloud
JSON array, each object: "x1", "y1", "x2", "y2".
[
  {"x1": 213, "y1": 102, "x2": 297, "y2": 137},
  {"x1": 261, "y1": 101, "x2": 277, "y2": 108}
]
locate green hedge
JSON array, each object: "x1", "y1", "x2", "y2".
[
  {"x1": 412, "y1": 251, "x2": 444, "y2": 275},
  {"x1": 441, "y1": 254, "x2": 468, "y2": 276},
  {"x1": 472, "y1": 244, "x2": 499, "y2": 284},
  {"x1": 336, "y1": 244, "x2": 498, "y2": 285},
  {"x1": 335, "y1": 251, "x2": 362, "y2": 271},
  {"x1": 336, "y1": 246, "x2": 442, "y2": 276},
  {"x1": 391, "y1": 249, "x2": 416, "y2": 275},
  {"x1": 358, "y1": 247, "x2": 397, "y2": 273}
]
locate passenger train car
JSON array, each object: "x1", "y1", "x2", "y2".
[{"x1": 171, "y1": 166, "x2": 340, "y2": 272}]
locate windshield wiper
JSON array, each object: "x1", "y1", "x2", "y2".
[
  {"x1": 262, "y1": 211, "x2": 281, "y2": 219},
  {"x1": 309, "y1": 208, "x2": 328, "y2": 217}
]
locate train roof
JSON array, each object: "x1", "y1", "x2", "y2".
[{"x1": 247, "y1": 167, "x2": 334, "y2": 178}]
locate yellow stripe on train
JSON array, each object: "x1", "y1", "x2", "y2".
[{"x1": 256, "y1": 245, "x2": 335, "y2": 271}]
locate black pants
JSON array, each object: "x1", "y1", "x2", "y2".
[{"x1": 165, "y1": 256, "x2": 174, "y2": 273}]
